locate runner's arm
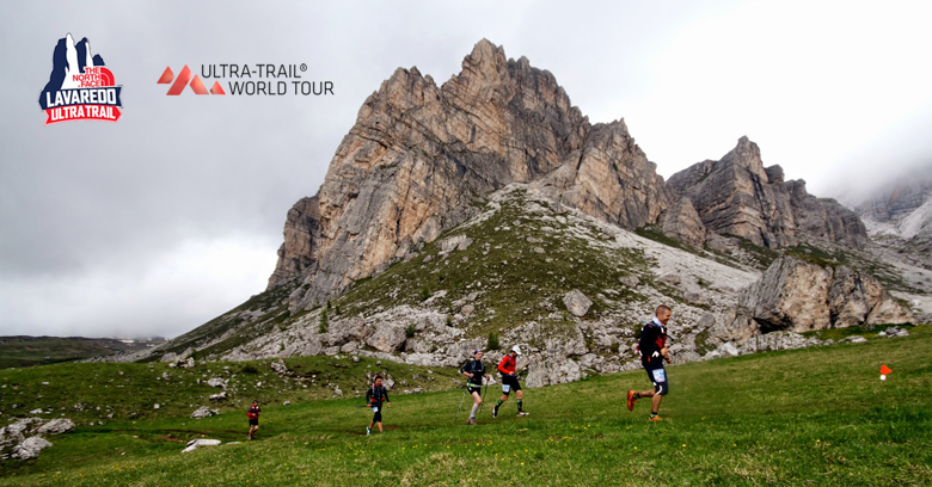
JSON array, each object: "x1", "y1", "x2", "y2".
[{"x1": 497, "y1": 356, "x2": 509, "y2": 375}]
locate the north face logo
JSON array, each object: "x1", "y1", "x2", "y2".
[{"x1": 39, "y1": 33, "x2": 124, "y2": 124}]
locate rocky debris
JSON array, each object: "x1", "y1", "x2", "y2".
[
  {"x1": 878, "y1": 326, "x2": 910, "y2": 338},
  {"x1": 161, "y1": 347, "x2": 195, "y2": 364},
  {"x1": 439, "y1": 235, "x2": 474, "y2": 254},
  {"x1": 842, "y1": 336, "x2": 868, "y2": 344},
  {"x1": 283, "y1": 401, "x2": 291, "y2": 406},
  {"x1": 730, "y1": 256, "x2": 914, "y2": 336},
  {"x1": 270, "y1": 360, "x2": 290, "y2": 375},
  {"x1": 562, "y1": 289, "x2": 592, "y2": 317},
  {"x1": 206, "y1": 378, "x2": 228, "y2": 389},
  {"x1": 619, "y1": 275, "x2": 640, "y2": 288},
  {"x1": 209, "y1": 392, "x2": 228, "y2": 401},
  {"x1": 1, "y1": 418, "x2": 73, "y2": 462},
  {"x1": 181, "y1": 438, "x2": 222, "y2": 454},
  {"x1": 667, "y1": 136, "x2": 867, "y2": 249},
  {"x1": 662, "y1": 197, "x2": 707, "y2": 247},
  {"x1": 525, "y1": 354, "x2": 583, "y2": 388},
  {"x1": 13, "y1": 437, "x2": 52, "y2": 460},
  {"x1": 366, "y1": 325, "x2": 407, "y2": 353},
  {"x1": 451, "y1": 292, "x2": 480, "y2": 310},
  {"x1": 153, "y1": 404, "x2": 160, "y2": 410},
  {"x1": 717, "y1": 342, "x2": 740, "y2": 358},
  {"x1": 190, "y1": 406, "x2": 219, "y2": 419},
  {"x1": 352, "y1": 356, "x2": 360, "y2": 363},
  {"x1": 36, "y1": 419, "x2": 74, "y2": 435},
  {"x1": 736, "y1": 332, "x2": 821, "y2": 354}
]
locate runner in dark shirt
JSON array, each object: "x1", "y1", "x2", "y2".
[
  {"x1": 628, "y1": 305, "x2": 673, "y2": 421},
  {"x1": 460, "y1": 349, "x2": 491, "y2": 425},
  {"x1": 365, "y1": 376, "x2": 391, "y2": 435},
  {"x1": 247, "y1": 400, "x2": 261, "y2": 440}
]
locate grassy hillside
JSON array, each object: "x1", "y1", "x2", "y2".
[
  {"x1": 1, "y1": 326, "x2": 929, "y2": 485},
  {"x1": 332, "y1": 189, "x2": 651, "y2": 340},
  {"x1": 0, "y1": 356, "x2": 461, "y2": 425},
  {"x1": 0, "y1": 337, "x2": 162, "y2": 369}
]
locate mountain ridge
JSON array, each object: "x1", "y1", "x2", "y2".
[{"x1": 95, "y1": 39, "x2": 927, "y2": 377}]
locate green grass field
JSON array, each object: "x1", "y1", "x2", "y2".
[{"x1": 1, "y1": 327, "x2": 930, "y2": 486}]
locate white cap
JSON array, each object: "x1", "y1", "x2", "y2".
[{"x1": 511, "y1": 345, "x2": 522, "y2": 356}]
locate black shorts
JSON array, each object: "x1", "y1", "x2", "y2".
[
  {"x1": 501, "y1": 375, "x2": 521, "y2": 395},
  {"x1": 372, "y1": 407, "x2": 382, "y2": 423},
  {"x1": 249, "y1": 418, "x2": 259, "y2": 427},
  {"x1": 467, "y1": 384, "x2": 482, "y2": 395},
  {"x1": 644, "y1": 363, "x2": 669, "y2": 396}
]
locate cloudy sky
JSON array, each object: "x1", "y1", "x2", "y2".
[{"x1": 2, "y1": 0, "x2": 931, "y2": 339}]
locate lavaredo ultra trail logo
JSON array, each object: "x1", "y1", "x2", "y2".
[
  {"x1": 158, "y1": 64, "x2": 333, "y2": 96},
  {"x1": 39, "y1": 34, "x2": 123, "y2": 125}
]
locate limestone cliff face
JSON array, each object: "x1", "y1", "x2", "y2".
[
  {"x1": 728, "y1": 256, "x2": 913, "y2": 337},
  {"x1": 661, "y1": 197, "x2": 706, "y2": 247},
  {"x1": 667, "y1": 137, "x2": 867, "y2": 249},
  {"x1": 268, "y1": 39, "x2": 670, "y2": 308},
  {"x1": 267, "y1": 196, "x2": 319, "y2": 288}
]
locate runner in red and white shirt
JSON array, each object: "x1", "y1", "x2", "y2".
[{"x1": 493, "y1": 346, "x2": 528, "y2": 418}]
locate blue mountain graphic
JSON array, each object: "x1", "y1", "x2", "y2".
[{"x1": 39, "y1": 35, "x2": 106, "y2": 110}]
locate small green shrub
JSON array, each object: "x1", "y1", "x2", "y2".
[
  {"x1": 319, "y1": 310, "x2": 329, "y2": 334},
  {"x1": 241, "y1": 364, "x2": 259, "y2": 374},
  {"x1": 487, "y1": 332, "x2": 500, "y2": 351},
  {"x1": 405, "y1": 324, "x2": 417, "y2": 338}
]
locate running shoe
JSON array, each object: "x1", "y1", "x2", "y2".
[
  {"x1": 627, "y1": 390, "x2": 637, "y2": 411},
  {"x1": 366, "y1": 426, "x2": 371, "y2": 436},
  {"x1": 517, "y1": 411, "x2": 529, "y2": 417},
  {"x1": 492, "y1": 407, "x2": 498, "y2": 418},
  {"x1": 466, "y1": 418, "x2": 476, "y2": 425},
  {"x1": 649, "y1": 415, "x2": 663, "y2": 422}
]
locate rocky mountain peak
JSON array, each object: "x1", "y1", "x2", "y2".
[
  {"x1": 667, "y1": 136, "x2": 867, "y2": 249},
  {"x1": 268, "y1": 40, "x2": 669, "y2": 301},
  {"x1": 457, "y1": 38, "x2": 508, "y2": 83}
]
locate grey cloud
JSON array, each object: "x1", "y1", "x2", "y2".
[{"x1": 1, "y1": 0, "x2": 931, "y2": 337}]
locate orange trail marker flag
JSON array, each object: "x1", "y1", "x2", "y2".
[{"x1": 880, "y1": 364, "x2": 892, "y2": 380}]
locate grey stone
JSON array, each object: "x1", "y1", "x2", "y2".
[
  {"x1": 36, "y1": 419, "x2": 74, "y2": 435},
  {"x1": 13, "y1": 437, "x2": 52, "y2": 460},
  {"x1": 366, "y1": 325, "x2": 407, "y2": 353},
  {"x1": 563, "y1": 289, "x2": 592, "y2": 317},
  {"x1": 619, "y1": 276, "x2": 640, "y2": 288},
  {"x1": 190, "y1": 406, "x2": 218, "y2": 419}
]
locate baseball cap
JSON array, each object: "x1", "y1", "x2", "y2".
[{"x1": 511, "y1": 345, "x2": 522, "y2": 355}]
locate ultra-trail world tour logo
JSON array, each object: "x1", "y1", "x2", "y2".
[{"x1": 39, "y1": 33, "x2": 124, "y2": 125}]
